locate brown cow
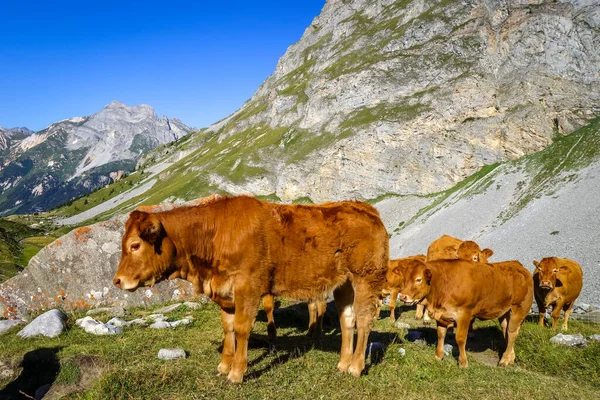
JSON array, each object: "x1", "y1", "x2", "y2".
[
  {"x1": 419, "y1": 235, "x2": 494, "y2": 322},
  {"x1": 399, "y1": 259, "x2": 533, "y2": 368},
  {"x1": 113, "y1": 195, "x2": 389, "y2": 383},
  {"x1": 375, "y1": 255, "x2": 426, "y2": 322},
  {"x1": 533, "y1": 257, "x2": 583, "y2": 331}
]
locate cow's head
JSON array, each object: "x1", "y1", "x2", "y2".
[
  {"x1": 113, "y1": 210, "x2": 177, "y2": 291},
  {"x1": 398, "y1": 259, "x2": 431, "y2": 306},
  {"x1": 533, "y1": 258, "x2": 567, "y2": 290},
  {"x1": 457, "y1": 241, "x2": 493, "y2": 263}
]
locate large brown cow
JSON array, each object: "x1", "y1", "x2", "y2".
[
  {"x1": 419, "y1": 235, "x2": 494, "y2": 322},
  {"x1": 375, "y1": 255, "x2": 426, "y2": 322},
  {"x1": 533, "y1": 257, "x2": 583, "y2": 331},
  {"x1": 113, "y1": 195, "x2": 389, "y2": 383},
  {"x1": 399, "y1": 259, "x2": 533, "y2": 368}
]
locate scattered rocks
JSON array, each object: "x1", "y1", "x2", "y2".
[
  {"x1": 398, "y1": 348, "x2": 406, "y2": 357},
  {"x1": 87, "y1": 307, "x2": 129, "y2": 318},
  {"x1": 394, "y1": 321, "x2": 410, "y2": 329},
  {"x1": 158, "y1": 348, "x2": 187, "y2": 360},
  {"x1": 17, "y1": 309, "x2": 67, "y2": 338},
  {"x1": 0, "y1": 319, "x2": 24, "y2": 334},
  {"x1": 149, "y1": 317, "x2": 193, "y2": 329},
  {"x1": 76, "y1": 316, "x2": 123, "y2": 335},
  {"x1": 444, "y1": 344, "x2": 453, "y2": 356},
  {"x1": 106, "y1": 317, "x2": 129, "y2": 327},
  {"x1": 147, "y1": 314, "x2": 167, "y2": 322},
  {"x1": 155, "y1": 303, "x2": 183, "y2": 313},
  {"x1": 549, "y1": 333, "x2": 589, "y2": 347}
]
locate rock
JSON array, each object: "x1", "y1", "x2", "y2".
[
  {"x1": 149, "y1": 321, "x2": 172, "y2": 329},
  {"x1": 589, "y1": 335, "x2": 600, "y2": 342},
  {"x1": 87, "y1": 306, "x2": 129, "y2": 318},
  {"x1": 106, "y1": 317, "x2": 129, "y2": 327},
  {"x1": 183, "y1": 301, "x2": 203, "y2": 310},
  {"x1": 155, "y1": 303, "x2": 183, "y2": 313},
  {"x1": 0, "y1": 216, "x2": 197, "y2": 320},
  {"x1": 128, "y1": 318, "x2": 148, "y2": 325},
  {"x1": 394, "y1": 321, "x2": 410, "y2": 329},
  {"x1": 17, "y1": 309, "x2": 67, "y2": 338},
  {"x1": 549, "y1": 333, "x2": 589, "y2": 347},
  {"x1": 0, "y1": 319, "x2": 24, "y2": 334},
  {"x1": 398, "y1": 348, "x2": 406, "y2": 357},
  {"x1": 76, "y1": 316, "x2": 123, "y2": 335},
  {"x1": 444, "y1": 344, "x2": 453, "y2": 356},
  {"x1": 406, "y1": 330, "x2": 422, "y2": 342},
  {"x1": 170, "y1": 317, "x2": 193, "y2": 327},
  {"x1": 573, "y1": 303, "x2": 592, "y2": 314},
  {"x1": 147, "y1": 314, "x2": 167, "y2": 322},
  {"x1": 157, "y1": 348, "x2": 187, "y2": 360}
]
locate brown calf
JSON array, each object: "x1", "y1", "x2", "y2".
[
  {"x1": 113, "y1": 195, "x2": 389, "y2": 383},
  {"x1": 399, "y1": 259, "x2": 533, "y2": 368},
  {"x1": 533, "y1": 257, "x2": 583, "y2": 330}
]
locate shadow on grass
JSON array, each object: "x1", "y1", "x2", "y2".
[
  {"x1": 224, "y1": 302, "x2": 402, "y2": 381},
  {"x1": 0, "y1": 347, "x2": 62, "y2": 400}
]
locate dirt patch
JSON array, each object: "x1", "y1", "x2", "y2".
[{"x1": 44, "y1": 356, "x2": 106, "y2": 400}]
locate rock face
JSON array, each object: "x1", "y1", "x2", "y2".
[
  {"x1": 0, "y1": 101, "x2": 193, "y2": 215},
  {"x1": 136, "y1": 0, "x2": 600, "y2": 204},
  {"x1": 0, "y1": 214, "x2": 197, "y2": 319},
  {"x1": 0, "y1": 126, "x2": 33, "y2": 151}
]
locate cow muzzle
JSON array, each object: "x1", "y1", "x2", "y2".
[
  {"x1": 113, "y1": 275, "x2": 139, "y2": 292},
  {"x1": 400, "y1": 294, "x2": 416, "y2": 306},
  {"x1": 539, "y1": 280, "x2": 553, "y2": 289}
]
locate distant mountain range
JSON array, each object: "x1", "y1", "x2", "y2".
[{"x1": 0, "y1": 101, "x2": 193, "y2": 215}]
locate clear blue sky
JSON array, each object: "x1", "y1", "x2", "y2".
[{"x1": 0, "y1": 1, "x2": 325, "y2": 132}]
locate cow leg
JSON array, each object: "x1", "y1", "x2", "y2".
[
  {"x1": 307, "y1": 300, "x2": 318, "y2": 338},
  {"x1": 415, "y1": 303, "x2": 425, "y2": 319},
  {"x1": 217, "y1": 308, "x2": 235, "y2": 376},
  {"x1": 228, "y1": 291, "x2": 260, "y2": 384},
  {"x1": 262, "y1": 294, "x2": 277, "y2": 348},
  {"x1": 551, "y1": 300, "x2": 565, "y2": 330},
  {"x1": 374, "y1": 296, "x2": 382, "y2": 320},
  {"x1": 334, "y1": 280, "x2": 355, "y2": 373},
  {"x1": 348, "y1": 281, "x2": 378, "y2": 377},
  {"x1": 455, "y1": 315, "x2": 472, "y2": 368},
  {"x1": 423, "y1": 309, "x2": 431, "y2": 325},
  {"x1": 315, "y1": 297, "x2": 327, "y2": 338},
  {"x1": 562, "y1": 302, "x2": 574, "y2": 331},
  {"x1": 499, "y1": 314, "x2": 508, "y2": 340},
  {"x1": 389, "y1": 289, "x2": 398, "y2": 322},
  {"x1": 498, "y1": 308, "x2": 526, "y2": 366},
  {"x1": 435, "y1": 321, "x2": 449, "y2": 361}
]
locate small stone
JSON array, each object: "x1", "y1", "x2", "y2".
[
  {"x1": 0, "y1": 319, "x2": 24, "y2": 335},
  {"x1": 155, "y1": 303, "x2": 183, "y2": 313},
  {"x1": 107, "y1": 317, "x2": 129, "y2": 327},
  {"x1": 589, "y1": 334, "x2": 600, "y2": 342},
  {"x1": 444, "y1": 344, "x2": 453, "y2": 356},
  {"x1": 183, "y1": 301, "x2": 202, "y2": 310},
  {"x1": 86, "y1": 307, "x2": 128, "y2": 317},
  {"x1": 149, "y1": 321, "x2": 172, "y2": 329},
  {"x1": 76, "y1": 316, "x2": 122, "y2": 335},
  {"x1": 549, "y1": 333, "x2": 588, "y2": 347},
  {"x1": 170, "y1": 318, "x2": 192, "y2": 327},
  {"x1": 128, "y1": 318, "x2": 148, "y2": 325},
  {"x1": 147, "y1": 314, "x2": 167, "y2": 322},
  {"x1": 17, "y1": 309, "x2": 67, "y2": 338},
  {"x1": 158, "y1": 348, "x2": 187, "y2": 360},
  {"x1": 394, "y1": 321, "x2": 410, "y2": 329},
  {"x1": 398, "y1": 348, "x2": 406, "y2": 357}
]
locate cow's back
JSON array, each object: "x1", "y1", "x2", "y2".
[{"x1": 426, "y1": 235, "x2": 462, "y2": 261}]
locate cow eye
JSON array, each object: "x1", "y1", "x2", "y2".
[
  {"x1": 553, "y1": 268, "x2": 558, "y2": 273},
  {"x1": 130, "y1": 242, "x2": 141, "y2": 252}
]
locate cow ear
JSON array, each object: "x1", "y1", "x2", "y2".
[
  {"x1": 533, "y1": 260, "x2": 540, "y2": 267},
  {"x1": 482, "y1": 248, "x2": 494, "y2": 258},
  {"x1": 392, "y1": 266, "x2": 404, "y2": 276},
  {"x1": 424, "y1": 268, "x2": 432, "y2": 283},
  {"x1": 138, "y1": 213, "x2": 164, "y2": 243},
  {"x1": 444, "y1": 246, "x2": 458, "y2": 258},
  {"x1": 559, "y1": 266, "x2": 570, "y2": 273}
]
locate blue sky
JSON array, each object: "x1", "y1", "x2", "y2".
[{"x1": 0, "y1": 1, "x2": 325, "y2": 131}]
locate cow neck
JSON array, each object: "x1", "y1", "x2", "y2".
[{"x1": 425, "y1": 262, "x2": 453, "y2": 310}]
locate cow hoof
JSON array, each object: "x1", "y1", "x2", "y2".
[
  {"x1": 348, "y1": 365, "x2": 363, "y2": 377},
  {"x1": 217, "y1": 362, "x2": 231, "y2": 375},
  {"x1": 458, "y1": 359, "x2": 468, "y2": 368},
  {"x1": 227, "y1": 371, "x2": 244, "y2": 384},
  {"x1": 336, "y1": 361, "x2": 350, "y2": 373},
  {"x1": 435, "y1": 354, "x2": 444, "y2": 361}
]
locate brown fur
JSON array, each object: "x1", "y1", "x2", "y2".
[
  {"x1": 374, "y1": 255, "x2": 426, "y2": 322},
  {"x1": 113, "y1": 195, "x2": 389, "y2": 383},
  {"x1": 533, "y1": 257, "x2": 583, "y2": 330},
  {"x1": 399, "y1": 259, "x2": 533, "y2": 368}
]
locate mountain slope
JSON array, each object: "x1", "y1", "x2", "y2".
[{"x1": 0, "y1": 102, "x2": 193, "y2": 215}]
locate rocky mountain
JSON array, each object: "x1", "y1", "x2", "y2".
[
  {"x1": 0, "y1": 102, "x2": 193, "y2": 215},
  {"x1": 121, "y1": 0, "x2": 599, "y2": 205},
  {"x1": 0, "y1": 126, "x2": 33, "y2": 151}
]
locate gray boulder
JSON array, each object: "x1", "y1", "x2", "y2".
[
  {"x1": 549, "y1": 333, "x2": 589, "y2": 347},
  {"x1": 158, "y1": 348, "x2": 187, "y2": 360},
  {"x1": 0, "y1": 215, "x2": 200, "y2": 319},
  {"x1": 17, "y1": 309, "x2": 67, "y2": 338}
]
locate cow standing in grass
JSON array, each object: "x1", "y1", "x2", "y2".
[
  {"x1": 113, "y1": 195, "x2": 389, "y2": 383},
  {"x1": 533, "y1": 257, "x2": 583, "y2": 331},
  {"x1": 399, "y1": 259, "x2": 533, "y2": 368}
]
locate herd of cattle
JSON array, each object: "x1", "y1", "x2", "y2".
[{"x1": 112, "y1": 195, "x2": 583, "y2": 383}]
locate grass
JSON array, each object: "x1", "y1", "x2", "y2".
[{"x1": 0, "y1": 301, "x2": 598, "y2": 399}]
